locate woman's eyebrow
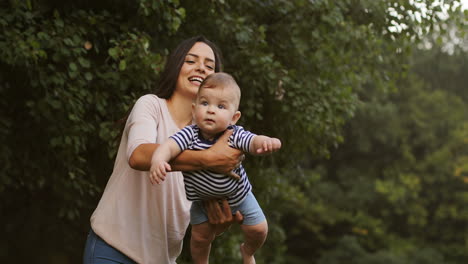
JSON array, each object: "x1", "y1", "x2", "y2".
[{"x1": 186, "y1": 53, "x2": 215, "y2": 63}]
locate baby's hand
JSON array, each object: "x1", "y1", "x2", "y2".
[
  {"x1": 256, "y1": 138, "x2": 282, "y2": 154},
  {"x1": 149, "y1": 161, "x2": 172, "y2": 185}
]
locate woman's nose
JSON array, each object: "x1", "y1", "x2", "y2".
[{"x1": 196, "y1": 63, "x2": 206, "y2": 73}]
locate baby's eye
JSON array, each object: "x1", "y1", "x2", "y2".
[
  {"x1": 218, "y1": 104, "x2": 225, "y2": 109},
  {"x1": 201, "y1": 101, "x2": 208, "y2": 106}
]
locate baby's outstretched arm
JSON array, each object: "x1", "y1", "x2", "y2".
[
  {"x1": 249, "y1": 135, "x2": 282, "y2": 155},
  {"x1": 149, "y1": 139, "x2": 181, "y2": 185}
]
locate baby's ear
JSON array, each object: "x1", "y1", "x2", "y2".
[{"x1": 231, "y1": 111, "x2": 241, "y2": 125}]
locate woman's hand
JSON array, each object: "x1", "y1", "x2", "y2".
[
  {"x1": 168, "y1": 129, "x2": 244, "y2": 178},
  {"x1": 204, "y1": 199, "x2": 243, "y2": 235},
  {"x1": 203, "y1": 129, "x2": 244, "y2": 176}
]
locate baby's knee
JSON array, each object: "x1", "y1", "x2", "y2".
[
  {"x1": 254, "y1": 224, "x2": 268, "y2": 239},
  {"x1": 244, "y1": 221, "x2": 268, "y2": 240},
  {"x1": 191, "y1": 227, "x2": 216, "y2": 246}
]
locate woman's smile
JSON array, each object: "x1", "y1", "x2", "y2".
[{"x1": 189, "y1": 75, "x2": 204, "y2": 85}]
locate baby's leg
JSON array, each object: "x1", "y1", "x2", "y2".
[
  {"x1": 240, "y1": 220, "x2": 268, "y2": 264},
  {"x1": 191, "y1": 222, "x2": 217, "y2": 264}
]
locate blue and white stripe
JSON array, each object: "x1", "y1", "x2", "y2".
[{"x1": 170, "y1": 125, "x2": 255, "y2": 207}]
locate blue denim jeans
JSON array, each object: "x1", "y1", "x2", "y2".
[{"x1": 83, "y1": 229, "x2": 136, "y2": 264}]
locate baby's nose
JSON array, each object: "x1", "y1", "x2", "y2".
[{"x1": 207, "y1": 105, "x2": 215, "y2": 113}]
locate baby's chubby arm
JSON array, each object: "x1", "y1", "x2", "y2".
[
  {"x1": 149, "y1": 138, "x2": 181, "y2": 185},
  {"x1": 249, "y1": 135, "x2": 282, "y2": 155}
]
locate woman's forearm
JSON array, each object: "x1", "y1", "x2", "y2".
[
  {"x1": 129, "y1": 143, "x2": 207, "y2": 171},
  {"x1": 170, "y1": 149, "x2": 207, "y2": 171},
  {"x1": 129, "y1": 129, "x2": 241, "y2": 172},
  {"x1": 128, "y1": 143, "x2": 159, "y2": 171}
]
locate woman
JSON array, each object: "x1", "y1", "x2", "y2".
[{"x1": 83, "y1": 36, "x2": 243, "y2": 264}]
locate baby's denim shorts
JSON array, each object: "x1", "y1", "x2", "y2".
[{"x1": 190, "y1": 191, "x2": 266, "y2": 226}]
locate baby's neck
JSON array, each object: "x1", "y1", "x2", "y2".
[{"x1": 199, "y1": 128, "x2": 225, "y2": 142}]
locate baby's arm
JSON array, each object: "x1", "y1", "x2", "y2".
[
  {"x1": 249, "y1": 135, "x2": 282, "y2": 155},
  {"x1": 149, "y1": 138, "x2": 181, "y2": 185}
]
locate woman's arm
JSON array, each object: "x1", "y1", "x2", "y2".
[
  {"x1": 129, "y1": 129, "x2": 245, "y2": 226},
  {"x1": 128, "y1": 143, "x2": 159, "y2": 171},
  {"x1": 129, "y1": 129, "x2": 243, "y2": 172}
]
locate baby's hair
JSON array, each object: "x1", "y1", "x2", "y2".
[{"x1": 198, "y1": 72, "x2": 241, "y2": 109}]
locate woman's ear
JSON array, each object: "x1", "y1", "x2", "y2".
[{"x1": 231, "y1": 111, "x2": 241, "y2": 125}]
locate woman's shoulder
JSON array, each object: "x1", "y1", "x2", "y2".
[
  {"x1": 136, "y1": 94, "x2": 165, "y2": 104},
  {"x1": 129, "y1": 94, "x2": 168, "y2": 118},
  {"x1": 133, "y1": 94, "x2": 168, "y2": 110}
]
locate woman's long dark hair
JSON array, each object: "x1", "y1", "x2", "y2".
[
  {"x1": 115, "y1": 36, "x2": 223, "y2": 143},
  {"x1": 155, "y1": 35, "x2": 223, "y2": 99}
]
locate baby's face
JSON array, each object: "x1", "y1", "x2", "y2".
[{"x1": 193, "y1": 86, "x2": 240, "y2": 138}]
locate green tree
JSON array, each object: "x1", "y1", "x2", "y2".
[{"x1": 304, "y1": 26, "x2": 468, "y2": 264}]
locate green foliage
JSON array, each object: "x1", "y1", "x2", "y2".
[
  {"x1": 0, "y1": 1, "x2": 165, "y2": 261},
  {"x1": 138, "y1": 0, "x2": 186, "y2": 33},
  {"x1": 319, "y1": 236, "x2": 446, "y2": 264},
  {"x1": 294, "y1": 38, "x2": 468, "y2": 264},
  {"x1": 1, "y1": 0, "x2": 467, "y2": 263}
]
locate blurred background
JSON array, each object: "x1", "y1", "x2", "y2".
[{"x1": 1, "y1": 0, "x2": 468, "y2": 263}]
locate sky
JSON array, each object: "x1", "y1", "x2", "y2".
[{"x1": 462, "y1": 0, "x2": 468, "y2": 9}]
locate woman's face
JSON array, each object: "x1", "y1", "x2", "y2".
[{"x1": 175, "y1": 42, "x2": 216, "y2": 99}]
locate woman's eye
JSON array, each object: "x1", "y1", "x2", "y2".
[
  {"x1": 186, "y1": 60, "x2": 195, "y2": 64},
  {"x1": 207, "y1": 65, "x2": 214, "y2": 70}
]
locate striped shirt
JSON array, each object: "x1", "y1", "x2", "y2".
[{"x1": 170, "y1": 125, "x2": 255, "y2": 207}]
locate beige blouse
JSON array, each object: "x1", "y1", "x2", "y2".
[{"x1": 90, "y1": 94, "x2": 191, "y2": 264}]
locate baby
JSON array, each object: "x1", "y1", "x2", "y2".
[{"x1": 150, "y1": 72, "x2": 281, "y2": 264}]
